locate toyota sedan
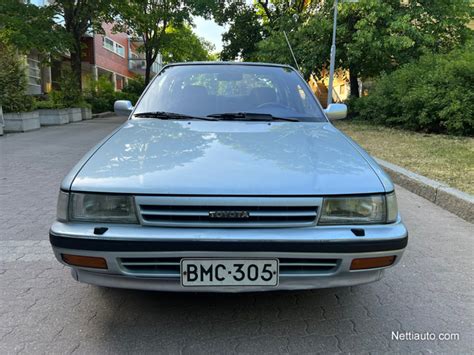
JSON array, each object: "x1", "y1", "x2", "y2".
[{"x1": 49, "y1": 62, "x2": 408, "y2": 292}]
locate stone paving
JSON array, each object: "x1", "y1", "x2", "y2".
[{"x1": 0, "y1": 117, "x2": 473, "y2": 354}]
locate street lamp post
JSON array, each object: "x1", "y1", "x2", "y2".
[
  {"x1": 327, "y1": 0, "x2": 339, "y2": 107},
  {"x1": 327, "y1": 0, "x2": 358, "y2": 107}
]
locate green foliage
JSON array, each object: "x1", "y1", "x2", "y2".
[
  {"x1": 217, "y1": 0, "x2": 317, "y2": 61},
  {"x1": 162, "y1": 25, "x2": 215, "y2": 63},
  {"x1": 51, "y1": 0, "x2": 113, "y2": 89},
  {"x1": 1, "y1": 0, "x2": 112, "y2": 89},
  {"x1": 36, "y1": 98, "x2": 91, "y2": 110},
  {"x1": 0, "y1": 41, "x2": 34, "y2": 113},
  {"x1": 122, "y1": 76, "x2": 146, "y2": 101},
  {"x1": 113, "y1": 1, "x2": 216, "y2": 83},
  {"x1": 240, "y1": 0, "x2": 473, "y2": 88},
  {"x1": 352, "y1": 45, "x2": 474, "y2": 136},
  {"x1": 0, "y1": 0, "x2": 68, "y2": 56},
  {"x1": 84, "y1": 76, "x2": 116, "y2": 113},
  {"x1": 113, "y1": 0, "x2": 190, "y2": 84},
  {"x1": 35, "y1": 99, "x2": 63, "y2": 110},
  {"x1": 49, "y1": 69, "x2": 82, "y2": 108},
  {"x1": 83, "y1": 76, "x2": 143, "y2": 113},
  {"x1": 220, "y1": 5, "x2": 263, "y2": 61}
]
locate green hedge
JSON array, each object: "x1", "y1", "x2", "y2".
[
  {"x1": 84, "y1": 76, "x2": 145, "y2": 114},
  {"x1": 0, "y1": 41, "x2": 34, "y2": 113},
  {"x1": 49, "y1": 69, "x2": 83, "y2": 108},
  {"x1": 352, "y1": 45, "x2": 474, "y2": 136}
]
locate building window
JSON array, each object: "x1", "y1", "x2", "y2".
[
  {"x1": 27, "y1": 57, "x2": 41, "y2": 88},
  {"x1": 102, "y1": 37, "x2": 125, "y2": 58},
  {"x1": 103, "y1": 37, "x2": 114, "y2": 51},
  {"x1": 115, "y1": 43, "x2": 125, "y2": 57}
]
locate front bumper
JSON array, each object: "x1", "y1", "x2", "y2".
[{"x1": 49, "y1": 220, "x2": 408, "y2": 292}]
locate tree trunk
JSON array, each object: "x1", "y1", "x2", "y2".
[
  {"x1": 70, "y1": 37, "x2": 83, "y2": 91},
  {"x1": 349, "y1": 68, "x2": 360, "y2": 98},
  {"x1": 145, "y1": 48, "x2": 154, "y2": 85},
  {"x1": 145, "y1": 63, "x2": 152, "y2": 85}
]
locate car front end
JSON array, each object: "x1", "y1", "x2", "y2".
[
  {"x1": 50, "y1": 179, "x2": 407, "y2": 293},
  {"x1": 49, "y1": 62, "x2": 407, "y2": 292}
]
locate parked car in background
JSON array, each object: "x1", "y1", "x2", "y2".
[{"x1": 50, "y1": 62, "x2": 408, "y2": 292}]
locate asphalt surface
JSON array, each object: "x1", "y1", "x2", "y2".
[{"x1": 0, "y1": 116, "x2": 473, "y2": 354}]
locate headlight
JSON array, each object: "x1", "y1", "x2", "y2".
[
  {"x1": 318, "y1": 194, "x2": 397, "y2": 225},
  {"x1": 69, "y1": 193, "x2": 138, "y2": 223}
]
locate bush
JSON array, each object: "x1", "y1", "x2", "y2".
[
  {"x1": 352, "y1": 45, "x2": 474, "y2": 136},
  {"x1": 49, "y1": 69, "x2": 83, "y2": 108},
  {"x1": 0, "y1": 40, "x2": 34, "y2": 113},
  {"x1": 84, "y1": 75, "x2": 144, "y2": 113},
  {"x1": 35, "y1": 99, "x2": 63, "y2": 110},
  {"x1": 84, "y1": 76, "x2": 115, "y2": 113},
  {"x1": 122, "y1": 76, "x2": 145, "y2": 103}
]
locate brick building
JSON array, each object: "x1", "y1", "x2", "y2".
[
  {"x1": 26, "y1": 17, "x2": 162, "y2": 94},
  {"x1": 80, "y1": 23, "x2": 162, "y2": 91}
]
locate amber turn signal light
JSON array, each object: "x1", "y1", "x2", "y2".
[
  {"x1": 61, "y1": 254, "x2": 108, "y2": 269},
  {"x1": 350, "y1": 256, "x2": 396, "y2": 270}
]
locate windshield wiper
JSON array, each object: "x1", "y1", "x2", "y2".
[
  {"x1": 134, "y1": 111, "x2": 217, "y2": 121},
  {"x1": 206, "y1": 112, "x2": 299, "y2": 122}
]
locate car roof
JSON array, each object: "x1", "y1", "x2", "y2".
[{"x1": 164, "y1": 61, "x2": 296, "y2": 71}]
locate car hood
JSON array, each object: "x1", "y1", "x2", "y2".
[{"x1": 71, "y1": 119, "x2": 385, "y2": 195}]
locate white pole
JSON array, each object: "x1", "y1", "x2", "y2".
[{"x1": 327, "y1": 0, "x2": 338, "y2": 107}]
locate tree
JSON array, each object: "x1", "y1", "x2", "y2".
[
  {"x1": 220, "y1": 5, "x2": 263, "y2": 61},
  {"x1": 334, "y1": 0, "x2": 472, "y2": 96},
  {"x1": 161, "y1": 25, "x2": 215, "y2": 63},
  {"x1": 216, "y1": 0, "x2": 311, "y2": 61},
  {"x1": 50, "y1": 0, "x2": 113, "y2": 90},
  {"x1": 0, "y1": 0, "x2": 67, "y2": 55},
  {"x1": 113, "y1": 0, "x2": 194, "y2": 84},
  {"x1": 229, "y1": 0, "x2": 473, "y2": 97},
  {"x1": 0, "y1": 0, "x2": 113, "y2": 90}
]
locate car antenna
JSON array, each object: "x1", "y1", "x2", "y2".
[{"x1": 283, "y1": 31, "x2": 301, "y2": 73}]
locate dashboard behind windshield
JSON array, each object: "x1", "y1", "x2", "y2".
[{"x1": 134, "y1": 64, "x2": 326, "y2": 122}]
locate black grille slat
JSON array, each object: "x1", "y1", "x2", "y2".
[
  {"x1": 120, "y1": 258, "x2": 181, "y2": 277},
  {"x1": 119, "y1": 257, "x2": 339, "y2": 277},
  {"x1": 279, "y1": 258, "x2": 339, "y2": 275}
]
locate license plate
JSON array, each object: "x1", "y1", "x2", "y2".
[{"x1": 181, "y1": 259, "x2": 279, "y2": 287}]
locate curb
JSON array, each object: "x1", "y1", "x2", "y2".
[
  {"x1": 376, "y1": 158, "x2": 473, "y2": 224},
  {"x1": 92, "y1": 112, "x2": 116, "y2": 119}
]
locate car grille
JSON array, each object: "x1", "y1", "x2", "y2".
[
  {"x1": 135, "y1": 196, "x2": 322, "y2": 228},
  {"x1": 119, "y1": 257, "x2": 340, "y2": 278}
]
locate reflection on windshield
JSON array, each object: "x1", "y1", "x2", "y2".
[{"x1": 136, "y1": 65, "x2": 325, "y2": 122}]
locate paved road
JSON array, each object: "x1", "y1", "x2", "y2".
[{"x1": 0, "y1": 117, "x2": 473, "y2": 354}]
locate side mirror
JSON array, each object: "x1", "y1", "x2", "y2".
[
  {"x1": 114, "y1": 100, "x2": 134, "y2": 117},
  {"x1": 324, "y1": 103, "x2": 347, "y2": 120}
]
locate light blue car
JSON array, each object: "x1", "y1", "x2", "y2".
[{"x1": 50, "y1": 62, "x2": 407, "y2": 292}]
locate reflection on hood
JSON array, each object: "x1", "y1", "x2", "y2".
[{"x1": 72, "y1": 119, "x2": 384, "y2": 195}]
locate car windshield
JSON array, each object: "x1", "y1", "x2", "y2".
[{"x1": 134, "y1": 64, "x2": 326, "y2": 122}]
